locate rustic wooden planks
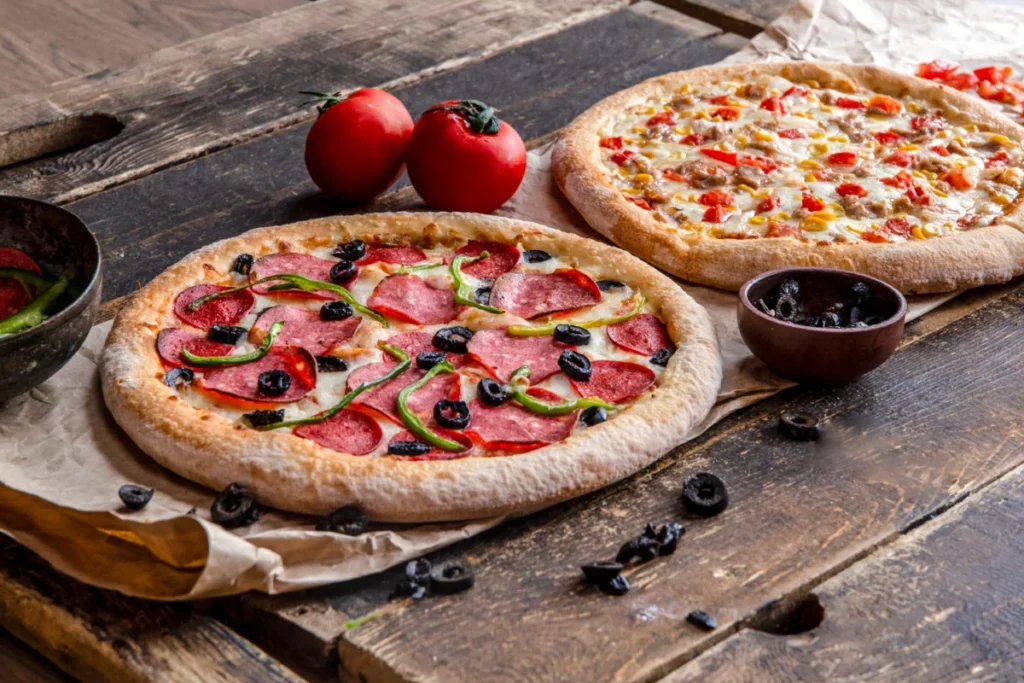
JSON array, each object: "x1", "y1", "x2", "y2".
[
  {"x1": 1, "y1": 628, "x2": 74, "y2": 683},
  {"x1": 655, "y1": 0, "x2": 795, "y2": 36},
  {"x1": 0, "y1": 0, "x2": 628, "y2": 203},
  {"x1": 666, "y1": 463, "x2": 1024, "y2": 682}
]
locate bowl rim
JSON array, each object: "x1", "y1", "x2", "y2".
[
  {"x1": 0, "y1": 194, "x2": 102, "y2": 346},
  {"x1": 738, "y1": 267, "x2": 908, "y2": 334}
]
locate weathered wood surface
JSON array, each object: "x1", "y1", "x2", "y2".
[
  {"x1": 1, "y1": 628, "x2": 74, "y2": 683},
  {"x1": 0, "y1": 0, "x2": 628, "y2": 203},
  {"x1": 656, "y1": 0, "x2": 795, "y2": 36},
  {"x1": 0, "y1": 0, "x2": 303, "y2": 98},
  {"x1": 667, "y1": 462, "x2": 1024, "y2": 682}
]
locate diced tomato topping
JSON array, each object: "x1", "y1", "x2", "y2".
[
  {"x1": 699, "y1": 189, "x2": 734, "y2": 207},
  {"x1": 756, "y1": 196, "x2": 782, "y2": 213},
  {"x1": 883, "y1": 151, "x2": 915, "y2": 168},
  {"x1": 680, "y1": 133, "x2": 706, "y2": 145},
  {"x1": 812, "y1": 168, "x2": 836, "y2": 181},
  {"x1": 739, "y1": 154, "x2": 780, "y2": 173},
  {"x1": 765, "y1": 221, "x2": 801, "y2": 238},
  {"x1": 941, "y1": 167, "x2": 975, "y2": 190},
  {"x1": 882, "y1": 170, "x2": 915, "y2": 189},
  {"x1": 707, "y1": 94, "x2": 731, "y2": 105},
  {"x1": 917, "y1": 59, "x2": 960, "y2": 81},
  {"x1": 759, "y1": 96, "x2": 787, "y2": 114},
  {"x1": 986, "y1": 150, "x2": 1011, "y2": 168},
  {"x1": 884, "y1": 216, "x2": 913, "y2": 237},
  {"x1": 662, "y1": 169, "x2": 687, "y2": 182},
  {"x1": 974, "y1": 65, "x2": 1013, "y2": 84},
  {"x1": 867, "y1": 94, "x2": 903, "y2": 115},
  {"x1": 930, "y1": 145, "x2": 950, "y2": 157},
  {"x1": 910, "y1": 115, "x2": 943, "y2": 131},
  {"x1": 599, "y1": 136, "x2": 624, "y2": 150},
  {"x1": 782, "y1": 86, "x2": 811, "y2": 98},
  {"x1": 646, "y1": 111, "x2": 676, "y2": 127},
  {"x1": 835, "y1": 97, "x2": 866, "y2": 109},
  {"x1": 905, "y1": 186, "x2": 931, "y2": 206},
  {"x1": 801, "y1": 193, "x2": 825, "y2": 212},
  {"x1": 700, "y1": 148, "x2": 738, "y2": 165},
  {"x1": 827, "y1": 151, "x2": 858, "y2": 166},
  {"x1": 610, "y1": 150, "x2": 636, "y2": 166},
  {"x1": 712, "y1": 106, "x2": 741, "y2": 121},
  {"x1": 626, "y1": 196, "x2": 653, "y2": 210},
  {"x1": 943, "y1": 72, "x2": 979, "y2": 90},
  {"x1": 957, "y1": 214, "x2": 980, "y2": 228},
  {"x1": 861, "y1": 230, "x2": 890, "y2": 243},
  {"x1": 703, "y1": 205, "x2": 731, "y2": 223},
  {"x1": 835, "y1": 182, "x2": 867, "y2": 198},
  {"x1": 778, "y1": 128, "x2": 806, "y2": 139},
  {"x1": 977, "y1": 80, "x2": 1018, "y2": 104},
  {"x1": 873, "y1": 130, "x2": 904, "y2": 146}
]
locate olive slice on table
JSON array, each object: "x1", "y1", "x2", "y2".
[
  {"x1": 616, "y1": 535, "x2": 661, "y2": 564},
  {"x1": 601, "y1": 574, "x2": 631, "y2": 595},
  {"x1": 333, "y1": 239, "x2": 366, "y2": 262},
  {"x1": 430, "y1": 558, "x2": 475, "y2": 594},
  {"x1": 405, "y1": 558, "x2": 432, "y2": 584},
  {"x1": 211, "y1": 483, "x2": 262, "y2": 528},
  {"x1": 581, "y1": 560, "x2": 624, "y2": 584},
  {"x1": 434, "y1": 399, "x2": 470, "y2": 430},
  {"x1": 554, "y1": 324, "x2": 590, "y2": 346},
  {"x1": 558, "y1": 350, "x2": 592, "y2": 382},
  {"x1": 315, "y1": 505, "x2": 369, "y2": 535},
  {"x1": 778, "y1": 411, "x2": 820, "y2": 441},
  {"x1": 687, "y1": 609, "x2": 718, "y2": 631},
  {"x1": 477, "y1": 378, "x2": 509, "y2": 406},
  {"x1": 118, "y1": 484, "x2": 154, "y2": 510},
  {"x1": 655, "y1": 521, "x2": 685, "y2": 555},
  {"x1": 682, "y1": 472, "x2": 729, "y2": 517}
]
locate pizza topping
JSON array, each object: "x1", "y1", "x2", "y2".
[
  {"x1": 252, "y1": 305, "x2": 360, "y2": 356},
  {"x1": 230, "y1": 254, "x2": 254, "y2": 276},
  {"x1": 346, "y1": 360, "x2": 459, "y2": 425},
  {"x1": 449, "y1": 252, "x2": 504, "y2": 313},
  {"x1": 432, "y1": 326, "x2": 474, "y2": 354},
  {"x1": 387, "y1": 439, "x2": 432, "y2": 456},
  {"x1": 315, "y1": 355, "x2": 348, "y2": 373},
  {"x1": 444, "y1": 240, "x2": 519, "y2": 280},
  {"x1": 200, "y1": 346, "x2": 317, "y2": 403},
  {"x1": 368, "y1": 274, "x2": 458, "y2": 324},
  {"x1": 600, "y1": 136, "x2": 624, "y2": 149},
  {"x1": 387, "y1": 429, "x2": 473, "y2": 460},
  {"x1": 489, "y1": 269, "x2": 601, "y2": 319},
  {"x1": 357, "y1": 244, "x2": 427, "y2": 266},
  {"x1": 507, "y1": 294, "x2": 644, "y2": 338},
  {"x1": 250, "y1": 254, "x2": 337, "y2": 298},
  {"x1": 257, "y1": 369, "x2": 292, "y2": 397},
  {"x1": 207, "y1": 324, "x2": 246, "y2": 345},
  {"x1": 183, "y1": 321, "x2": 283, "y2": 367},
  {"x1": 329, "y1": 259, "x2": 359, "y2": 285},
  {"x1": 682, "y1": 472, "x2": 729, "y2": 517},
  {"x1": 433, "y1": 399, "x2": 471, "y2": 430},
  {"x1": 522, "y1": 249, "x2": 553, "y2": 263},
  {"x1": 211, "y1": 483, "x2": 262, "y2": 528},
  {"x1": 416, "y1": 350, "x2": 447, "y2": 370},
  {"x1": 174, "y1": 284, "x2": 255, "y2": 329},
  {"x1": 597, "y1": 280, "x2": 625, "y2": 291},
  {"x1": 332, "y1": 240, "x2": 367, "y2": 262},
  {"x1": 580, "y1": 405, "x2": 608, "y2": 426},
  {"x1": 553, "y1": 324, "x2": 591, "y2": 346},
  {"x1": 466, "y1": 389, "x2": 578, "y2": 449},
  {"x1": 243, "y1": 409, "x2": 286, "y2": 428},
  {"x1": 467, "y1": 329, "x2": 569, "y2": 383},
  {"x1": 558, "y1": 349, "x2": 593, "y2": 382},
  {"x1": 163, "y1": 366, "x2": 195, "y2": 387},
  {"x1": 606, "y1": 313, "x2": 672, "y2": 356},
  {"x1": 835, "y1": 182, "x2": 868, "y2": 198},
  {"x1": 157, "y1": 328, "x2": 236, "y2": 368},
  {"x1": 293, "y1": 409, "x2": 383, "y2": 455},
  {"x1": 477, "y1": 377, "x2": 509, "y2": 406},
  {"x1": 650, "y1": 347, "x2": 674, "y2": 367},
  {"x1": 320, "y1": 300, "x2": 354, "y2": 320},
  {"x1": 571, "y1": 360, "x2": 657, "y2": 404},
  {"x1": 315, "y1": 506, "x2": 370, "y2": 535}
]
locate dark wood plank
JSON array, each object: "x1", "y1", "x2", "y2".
[
  {"x1": 655, "y1": 0, "x2": 794, "y2": 36},
  {"x1": 0, "y1": 629, "x2": 74, "y2": 683},
  {"x1": 667, "y1": 463, "x2": 1024, "y2": 682},
  {"x1": 0, "y1": 0, "x2": 627, "y2": 202}
]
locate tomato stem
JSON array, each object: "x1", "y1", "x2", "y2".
[
  {"x1": 299, "y1": 90, "x2": 345, "y2": 115},
  {"x1": 433, "y1": 100, "x2": 501, "y2": 135}
]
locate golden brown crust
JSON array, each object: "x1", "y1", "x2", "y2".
[
  {"x1": 101, "y1": 213, "x2": 722, "y2": 522},
  {"x1": 553, "y1": 62, "x2": 1024, "y2": 294}
]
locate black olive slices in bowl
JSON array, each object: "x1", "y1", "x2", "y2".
[{"x1": 101, "y1": 213, "x2": 721, "y2": 522}]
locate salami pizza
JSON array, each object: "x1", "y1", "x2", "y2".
[
  {"x1": 553, "y1": 62, "x2": 1024, "y2": 294},
  {"x1": 101, "y1": 213, "x2": 721, "y2": 522}
]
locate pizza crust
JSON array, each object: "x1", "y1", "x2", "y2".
[
  {"x1": 553, "y1": 62, "x2": 1024, "y2": 294},
  {"x1": 101, "y1": 213, "x2": 722, "y2": 522}
]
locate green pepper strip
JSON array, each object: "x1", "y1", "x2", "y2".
[
  {"x1": 182, "y1": 321, "x2": 283, "y2": 366},
  {"x1": 450, "y1": 252, "x2": 503, "y2": 314},
  {"x1": 396, "y1": 358, "x2": 468, "y2": 452},
  {"x1": 187, "y1": 273, "x2": 388, "y2": 327},
  {"x1": 506, "y1": 295, "x2": 646, "y2": 337},
  {"x1": 0, "y1": 267, "x2": 53, "y2": 294},
  {"x1": 397, "y1": 262, "x2": 446, "y2": 274},
  {"x1": 256, "y1": 344, "x2": 412, "y2": 431},
  {"x1": 507, "y1": 366, "x2": 617, "y2": 416},
  {"x1": 0, "y1": 275, "x2": 70, "y2": 334}
]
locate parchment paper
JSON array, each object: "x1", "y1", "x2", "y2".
[{"x1": 0, "y1": 0, "x2": 1014, "y2": 600}]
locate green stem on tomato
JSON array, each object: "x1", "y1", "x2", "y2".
[
  {"x1": 507, "y1": 366, "x2": 618, "y2": 416},
  {"x1": 0, "y1": 275, "x2": 69, "y2": 335},
  {"x1": 187, "y1": 273, "x2": 388, "y2": 327},
  {"x1": 450, "y1": 252, "x2": 503, "y2": 314},
  {"x1": 506, "y1": 295, "x2": 646, "y2": 337},
  {"x1": 396, "y1": 359, "x2": 468, "y2": 452},
  {"x1": 182, "y1": 321, "x2": 283, "y2": 366},
  {"x1": 256, "y1": 344, "x2": 412, "y2": 431}
]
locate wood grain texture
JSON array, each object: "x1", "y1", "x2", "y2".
[
  {"x1": 0, "y1": 0, "x2": 627, "y2": 203},
  {"x1": 655, "y1": 0, "x2": 795, "y2": 36},
  {"x1": 667, "y1": 462, "x2": 1024, "y2": 682},
  {"x1": 0, "y1": 628, "x2": 74, "y2": 683}
]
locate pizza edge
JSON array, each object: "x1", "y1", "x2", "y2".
[
  {"x1": 100, "y1": 212, "x2": 722, "y2": 522},
  {"x1": 553, "y1": 61, "x2": 1024, "y2": 294}
]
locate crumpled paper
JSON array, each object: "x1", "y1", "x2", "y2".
[{"x1": 0, "y1": 0, "x2": 1006, "y2": 599}]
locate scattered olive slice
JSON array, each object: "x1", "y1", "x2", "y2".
[
  {"x1": 616, "y1": 535, "x2": 660, "y2": 564},
  {"x1": 682, "y1": 472, "x2": 729, "y2": 517},
  {"x1": 434, "y1": 399, "x2": 471, "y2": 430},
  {"x1": 231, "y1": 253, "x2": 254, "y2": 275},
  {"x1": 333, "y1": 239, "x2": 366, "y2": 262},
  {"x1": 315, "y1": 355, "x2": 348, "y2": 373},
  {"x1": 433, "y1": 326, "x2": 474, "y2": 354},
  {"x1": 244, "y1": 408, "x2": 285, "y2": 428},
  {"x1": 430, "y1": 559, "x2": 475, "y2": 595},
  {"x1": 849, "y1": 281, "x2": 872, "y2": 307},
  {"x1": 390, "y1": 578, "x2": 427, "y2": 601},
  {"x1": 211, "y1": 483, "x2": 261, "y2": 528},
  {"x1": 388, "y1": 440, "x2": 432, "y2": 456},
  {"x1": 477, "y1": 378, "x2": 509, "y2": 406},
  {"x1": 655, "y1": 521, "x2": 685, "y2": 555},
  {"x1": 597, "y1": 280, "x2": 625, "y2": 291},
  {"x1": 601, "y1": 574, "x2": 631, "y2": 595},
  {"x1": 208, "y1": 324, "x2": 246, "y2": 345},
  {"x1": 774, "y1": 293, "x2": 799, "y2": 321},
  {"x1": 778, "y1": 411, "x2": 820, "y2": 441},
  {"x1": 257, "y1": 369, "x2": 292, "y2": 396},
  {"x1": 581, "y1": 560, "x2": 623, "y2": 584},
  {"x1": 163, "y1": 367, "x2": 195, "y2": 387},
  {"x1": 330, "y1": 260, "x2": 358, "y2": 285},
  {"x1": 522, "y1": 249, "x2": 552, "y2": 263},
  {"x1": 553, "y1": 324, "x2": 590, "y2": 346},
  {"x1": 686, "y1": 609, "x2": 718, "y2": 631},
  {"x1": 814, "y1": 311, "x2": 842, "y2": 328},
  {"x1": 580, "y1": 405, "x2": 607, "y2": 427},
  {"x1": 649, "y1": 348, "x2": 674, "y2": 367},
  {"x1": 315, "y1": 505, "x2": 369, "y2": 535},
  {"x1": 778, "y1": 278, "x2": 800, "y2": 298},
  {"x1": 405, "y1": 558, "x2": 432, "y2": 584},
  {"x1": 558, "y1": 350, "x2": 592, "y2": 382},
  {"x1": 118, "y1": 484, "x2": 153, "y2": 511},
  {"x1": 320, "y1": 300, "x2": 354, "y2": 320},
  {"x1": 416, "y1": 350, "x2": 447, "y2": 370}
]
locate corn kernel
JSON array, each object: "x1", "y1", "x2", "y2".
[
  {"x1": 811, "y1": 210, "x2": 837, "y2": 221},
  {"x1": 827, "y1": 134, "x2": 850, "y2": 143},
  {"x1": 911, "y1": 170, "x2": 927, "y2": 179},
  {"x1": 754, "y1": 130, "x2": 774, "y2": 142},
  {"x1": 634, "y1": 173, "x2": 653, "y2": 183},
  {"x1": 908, "y1": 102, "x2": 923, "y2": 113},
  {"x1": 929, "y1": 183, "x2": 949, "y2": 197},
  {"x1": 801, "y1": 217, "x2": 830, "y2": 231},
  {"x1": 923, "y1": 224, "x2": 939, "y2": 236},
  {"x1": 954, "y1": 135, "x2": 967, "y2": 147},
  {"x1": 693, "y1": 110, "x2": 709, "y2": 120},
  {"x1": 809, "y1": 131, "x2": 826, "y2": 139},
  {"x1": 640, "y1": 106, "x2": 656, "y2": 115},
  {"x1": 828, "y1": 202, "x2": 844, "y2": 213},
  {"x1": 911, "y1": 226, "x2": 925, "y2": 240},
  {"x1": 736, "y1": 184, "x2": 756, "y2": 193},
  {"x1": 631, "y1": 126, "x2": 645, "y2": 134},
  {"x1": 749, "y1": 215, "x2": 767, "y2": 225},
  {"x1": 965, "y1": 124, "x2": 979, "y2": 132},
  {"x1": 752, "y1": 188, "x2": 772, "y2": 199},
  {"x1": 641, "y1": 151, "x2": 656, "y2": 158},
  {"x1": 820, "y1": 105, "x2": 835, "y2": 113},
  {"x1": 805, "y1": 172, "x2": 817, "y2": 182},
  {"x1": 846, "y1": 223, "x2": 865, "y2": 233},
  {"x1": 804, "y1": 79, "x2": 821, "y2": 88},
  {"x1": 771, "y1": 211, "x2": 791, "y2": 220},
  {"x1": 678, "y1": 84, "x2": 692, "y2": 94},
  {"x1": 799, "y1": 159, "x2": 822, "y2": 169},
  {"x1": 617, "y1": 168, "x2": 630, "y2": 177},
  {"x1": 737, "y1": 134, "x2": 751, "y2": 144},
  {"x1": 809, "y1": 142, "x2": 830, "y2": 156},
  {"x1": 621, "y1": 188, "x2": 638, "y2": 195},
  {"x1": 994, "y1": 194, "x2": 1012, "y2": 205},
  {"x1": 898, "y1": 144, "x2": 920, "y2": 151},
  {"x1": 989, "y1": 134, "x2": 1014, "y2": 147},
  {"x1": 707, "y1": 226, "x2": 725, "y2": 238}
]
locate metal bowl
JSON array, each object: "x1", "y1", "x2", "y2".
[{"x1": 0, "y1": 195, "x2": 101, "y2": 402}]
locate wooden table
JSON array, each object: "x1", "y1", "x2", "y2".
[{"x1": 3, "y1": 1, "x2": 1024, "y2": 681}]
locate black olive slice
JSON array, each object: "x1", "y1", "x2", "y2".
[
  {"x1": 315, "y1": 505, "x2": 369, "y2": 535},
  {"x1": 863, "y1": 315, "x2": 883, "y2": 326},
  {"x1": 208, "y1": 324, "x2": 246, "y2": 345},
  {"x1": 814, "y1": 311, "x2": 842, "y2": 328},
  {"x1": 774, "y1": 293, "x2": 799, "y2": 321},
  {"x1": 320, "y1": 301, "x2": 354, "y2": 320},
  {"x1": 416, "y1": 351, "x2": 447, "y2": 370},
  {"x1": 231, "y1": 253, "x2": 254, "y2": 275},
  {"x1": 597, "y1": 280, "x2": 625, "y2": 291},
  {"x1": 315, "y1": 355, "x2": 348, "y2": 373},
  {"x1": 330, "y1": 260, "x2": 358, "y2": 285},
  {"x1": 118, "y1": 484, "x2": 153, "y2": 510},
  {"x1": 257, "y1": 369, "x2": 291, "y2": 396},
  {"x1": 849, "y1": 280, "x2": 872, "y2": 307},
  {"x1": 211, "y1": 483, "x2": 262, "y2": 528},
  {"x1": 430, "y1": 559, "x2": 475, "y2": 594},
  {"x1": 581, "y1": 560, "x2": 624, "y2": 584},
  {"x1": 522, "y1": 249, "x2": 552, "y2": 263},
  {"x1": 475, "y1": 286, "x2": 492, "y2": 305},
  {"x1": 333, "y1": 239, "x2": 367, "y2": 262},
  {"x1": 163, "y1": 367, "x2": 195, "y2": 387},
  {"x1": 477, "y1": 378, "x2": 509, "y2": 406},
  {"x1": 778, "y1": 411, "x2": 820, "y2": 441},
  {"x1": 615, "y1": 535, "x2": 661, "y2": 564},
  {"x1": 388, "y1": 440, "x2": 432, "y2": 456},
  {"x1": 580, "y1": 405, "x2": 607, "y2": 426},
  {"x1": 686, "y1": 609, "x2": 718, "y2": 631},
  {"x1": 600, "y1": 574, "x2": 631, "y2": 595},
  {"x1": 650, "y1": 348, "x2": 674, "y2": 367},
  {"x1": 655, "y1": 521, "x2": 685, "y2": 555},
  {"x1": 390, "y1": 578, "x2": 427, "y2": 601},
  {"x1": 405, "y1": 558, "x2": 432, "y2": 584},
  {"x1": 554, "y1": 324, "x2": 591, "y2": 346},
  {"x1": 682, "y1": 472, "x2": 729, "y2": 517},
  {"x1": 778, "y1": 278, "x2": 800, "y2": 298},
  {"x1": 434, "y1": 399, "x2": 470, "y2": 430},
  {"x1": 244, "y1": 409, "x2": 285, "y2": 428},
  {"x1": 558, "y1": 350, "x2": 592, "y2": 382},
  {"x1": 433, "y1": 326, "x2": 474, "y2": 354}
]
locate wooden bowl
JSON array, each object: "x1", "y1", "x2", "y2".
[
  {"x1": 737, "y1": 268, "x2": 907, "y2": 385},
  {"x1": 0, "y1": 196, "x2": 101, "y2": 402}
]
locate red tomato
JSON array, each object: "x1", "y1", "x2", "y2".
[
  {"x1": 778, "y1": 128, "x2": 806, "y2": 139},
  {"x1": 974, "y1": 65, "x2": 1013, "y2": 84},
  {"x1": 942, "y1": 168, "x2": 975, "y2": 190},
  {"x1": 707, "y1": 95, "x2": 731, "y2": 105},
  {"x1": 662, "y1": 169, "x2": 687, "y2": 182},
  {"x1": 986, "y1": 150, "x2": 1011, "y2": 168},
  {"x1": 712, "y1": 107, "x2": 741, "y2": 121},
  {"x1": 882, "y1": 170, "x2": 915, "y2": 189},
  {"x1": 599, "y1": 137, "x2": 624, "y2": 149},
  {"x1": 627, "y1": 197, "x2": 653, "y2": 211},
  {"x1": 303, "y1": 88, "x2": 413, "y2": 201},
  {"x1": 883, "y1": 151, "x2": 915, "y2": 168},
  {"x1": 868, "y1": 95, "x2": 903, "y2": 115},
  {"x1": 700, "y1": 148, "x2": 738, "y2": 165},
  {"x1": 646, "y1": 111, "x2": 676, "y2": 126},
  {"x1": 765, "y1": 221, "x2": 801, "y2": 238},
  {"x1": 406, "y1": 100, "x2": 527, "y2": 213},
  {"x1": 740, "y1": 155, "x2": 780, "y2": 173},
  {"x1": 957, "y1": 214, "x2": 980, "y2": 228},
  {"x1": 782, "y1": 86, "x2": 811, "y2": 98},
  {"x1": 905, "y1": 186, "x2": 931, "y2": 206},
  {"x1": 861, "y1": 230, "x2": 890, "y2": 243},
  {"x1": 610, "y1": 150, "x2": 637, "y2": 166},
  {"x1": 944, "y1": 72, "x2": 979, "y2": 90},
  {"x1": 827, "y1": 151, "x2": 858, "y2": 166},
  {"x1": 699, "y1": 190, "x2": 735, "y2": 207},
  {"x1": 911, "y1": 115, "x2": 943, "y2": 131},
  {"x1": 930, "y1": 145, "x2": 950, "y2": 157},
  {"x1": 760, "y1": 96, "x2": 788, "y2": 115},
  {"x1": 802, "y1": 194, "x2": 825, "y2": 212},
  {"x1": 977, "y1": 80, "x2": 1018, "y2": 104},
  {"x1": 681, "y1": 133, "x2": 706, "y2": 146},
  {"x1": 702, "y1": 206, "x2": 731, "y2": 223},
  {"x1": 835, "y1": 183, "x2": 867, "y2": 198},
  {"x1": 917, "y1": 60, "x2": 960, "y2": 81},
  {"x1": 873, "y1": 130, "x2": 904, "y2": 146},
  {"x1": 756, "y1": 196, "x2": 781, "y2": 214},
  {"x1": 835, "y1": 97, "x2": 866, "y2": 109}
]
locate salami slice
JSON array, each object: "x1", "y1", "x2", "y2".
[
  {"x1": 0, "y1": 248, "x2": 42, "y2": 274},
  {"x1": 358, "y1": 245, "x2": 427, "y2": 266},
  {"x1": 466, "y1": 329, "x2": 569, "y2": 383},
  {"x1": 174, "y1": 284, "x2": 255, "y2": 329},
  {"x1": 252, "y1": 305, "x2": 360, "y2": 355},
  {"x1": 386, "y1": 330, "x2": 466, "y2": 368},
  {"x1": 489, "y1": 269, "x2": 601, "y2": 319},
  {"x1": 367, "y1": 274, "x2": 458, "y2": 325},
  {"x1": 346, "y1": 362, "x2": 460, "y2": 424},
  {"x1": 570, "y1": 360, "x2": 656, "y2": 404},
  {"x1": 443, "y1": 240, "x2": 519, "y2": 280},
  {"x1": 607, "y1": 314, "x2": 673, "y2": 356},
  {"x1": 156, "y1": 328, "x2": 236, "y2": 368},
  {"x1": 294, "y1": 409, "x2": 383, "y2": 455},
  {"x1": 200, "y1": 347, "x2": 317, "y2": 403},
  {"x1": 466, "y1": 388, "x2": 577, "y2": 450},
  {"x1": 386, "y1": 430, "x2": 473, "y2": 460},
  {"x1": 250, "y1": 253, "x2": 338, "y2": 298},
  {"x1": 0, "y1": 281, "x2": 30, "y2": 320}
]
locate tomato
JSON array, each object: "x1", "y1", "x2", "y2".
[
  {"x1": 756, "y1": 196, "x2": 781, "y2": 214},
  {"x1": 874, "y1": 130, "x2": 904, "y2": 146},
  {"x1": 942, "y1": 167, "x2": 976, "y2": 190},
  {"x1": 627, "y1": 197, "x2": 653, "y2": 211},
  {"x1": 610, "y1": 150, "x2": 637, "y2": 166},
  {"x1": 680, "y1": 133, "x2": 706, "y2": 145},
  {"x1": 835, "y1": 183, "x2": 867, "y2": 198},
  {"x1": 883, "y1": 151, "x2": 915, "y2": 168},
  {"x1": 930, "y1": 145, "x2": 950, "y2": 157},
  {"x1": 827, "y1": 151, "x2": 858, "y2": 166},
  {"x1": 702, "y1": 206, "x2": 731, "y2": 223},
  {"x1": 905, "y1": 186, "x2": 931, "y2": 206},
  {"x1": 740, "y1": 155, "x2": 780, "y2": 173},
  {"x1": 974, "y1": 65, "x2": 1013, "y2": 84},
  {"x1": 712, "y1": 107, "x2": 741, "y2": 121},
  {"x1": 986, "y1": 150, "x2": 1011, "y2": 168},
  {"x1": 917, "y1": 60, "x2": 960, "y2": 81},
  {"x1": 944, "y1": 72, "x2": 979, "y2": 90},
  {"x1": 707, "y1": 95, "x2": 731, "y2": 105},
  {"x1": 700, "y1": 148, "x2": 738, "y2": 165},
  {"x1": 765, "y1": 221, "x2": 801, "y2": 238},
  {"x1": 977, "y1": 80, "x2": 1017, "y2": 104},
  {"x1": 782, "y1": 86, "x2": 810, "y2": 98},
  {"x1": 957, "y1": 214, "x2": 980, "y2": 228},
  {"x1": 882, "y1": 170, "x2": 915, "y2": 189},
  {"x1": 801, "y1": 194, "x2": 825, "y2": 212},
  {"x1": 599, "y1": 137, "x2": 624, "y2": 149},
  {"x1": 699, "y1": 190, "x2": 734, "y2": 207},
  {"x1": 760, "y1": 96, "x2": 787, "y2": 114},
  {"x1": 406, "y1": 100, "x2": 526, "y2": 213},
  {"x1": 646, "y1": 111, "x2": 676, "y2": 126},
  {"x1": 868, "y1": 95, "x2": 902, "y2": 115},
  {"x1": 303, "y1": 88, "x2": 413, "y2": 201},
  {"x1": 662, "y1": 169, "x2": 687, "y2": 182},
  {"x1": 0, "y1": 248, "x2": 42, "y2": 320},
  {"x1": 778, "y1": 128, "x2": 806, "y2": 139},
  {"x1": 911, "y1": 115, "x2": 943, "y2": 131},
  {"x1": 835, "y1": 97, "x2": 866, "y2": 109},
  {"x1": 861, "y1": 230, "x2": 890, "y2": 243}
]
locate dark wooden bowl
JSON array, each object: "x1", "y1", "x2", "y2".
[
  {"x1": 0, "y1": 195, "x2": 101, "y2": 402},
  {"x1": 737, "y1": 268, "x2": 907, "y2": 385}
]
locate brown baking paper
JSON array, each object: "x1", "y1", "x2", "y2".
[{"x1": 1, "y1": 0, "x2": 1010, "y2": 599}]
